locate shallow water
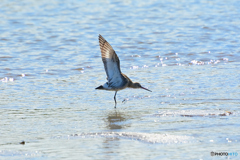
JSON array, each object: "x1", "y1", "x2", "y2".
[{"x1": 0, "y1": 0, "x2": 240, "y2": 159}]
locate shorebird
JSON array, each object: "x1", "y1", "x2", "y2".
[{"x1": 96, "y1": 35, "x2": 152, "y2": 108}]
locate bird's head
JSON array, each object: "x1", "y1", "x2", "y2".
[{"x1": 133, "y1": 82, "x2": 152, "y2": 92}]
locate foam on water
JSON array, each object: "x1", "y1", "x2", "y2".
[
  {"x1": 154, "y1": 110, "x2": 234, "y2": 117},
  {"x1": 1, "y1": 77, "x2": 14, "y2": 82},
  {"x1": 66, "y1": 132, "x2": 195, "y2": 144}
]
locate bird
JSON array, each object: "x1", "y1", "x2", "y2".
[{"x1": 96, "y1": 34, "x2": 152, "y2": 108}]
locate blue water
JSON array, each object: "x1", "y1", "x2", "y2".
[{"x1": 0, "y1": 0, "x2": 239, "y2": 159}]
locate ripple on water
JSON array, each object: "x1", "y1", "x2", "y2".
[
  {"x1": 0, "y1": 150, "x2": 42, "y2": 158},
  {"x1": 153, "y1": 110, "x2": 234, "y2": 117},
  {"x1": 59, "y1": 132, "x2": 195, "y2": 144}
]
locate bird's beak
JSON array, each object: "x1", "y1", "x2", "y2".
[{"x1": 141, "y1": 86, "x2": 152, "y2": 92}]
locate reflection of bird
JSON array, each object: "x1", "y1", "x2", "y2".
[
  {"x1": 107, "y1": 111, "x2": 126, "y2": 130},
  {"x1": 96, "y1": 35, "x2": 152, "y2": 108}
]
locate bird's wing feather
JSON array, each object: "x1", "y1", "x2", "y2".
[{"x1": 99, "y1": 35, "x2": 125, "y2": 88}]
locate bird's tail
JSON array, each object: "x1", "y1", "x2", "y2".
[{"x1": 95, "y1": 85, "x2": 104, "y2": 89}]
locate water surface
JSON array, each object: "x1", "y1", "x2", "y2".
[{"x1": 0, "y1": 0, "x2": 239, "y2": 159}]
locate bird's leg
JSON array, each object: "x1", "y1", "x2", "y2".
[{"x1": 114, "y1": 91, "x2": 117, "y2": 108}]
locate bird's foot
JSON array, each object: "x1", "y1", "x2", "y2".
[{"x1": 122, "y1": 98, "x2": 129, "y2": 103}]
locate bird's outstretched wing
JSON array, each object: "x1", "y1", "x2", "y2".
[{"x1": 99, "y1": 34, "x2": 125, "y2": 88}]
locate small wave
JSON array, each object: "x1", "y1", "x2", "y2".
[
  {"x1": 0, "y1": 150, "x2": 41, "y2": 157},
  {"x1": 153, "y1": 110, "x2": 233, "y2": 117},
  {"x1": 59, "y1": 132, "x2": 195, "y2": 144}
]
